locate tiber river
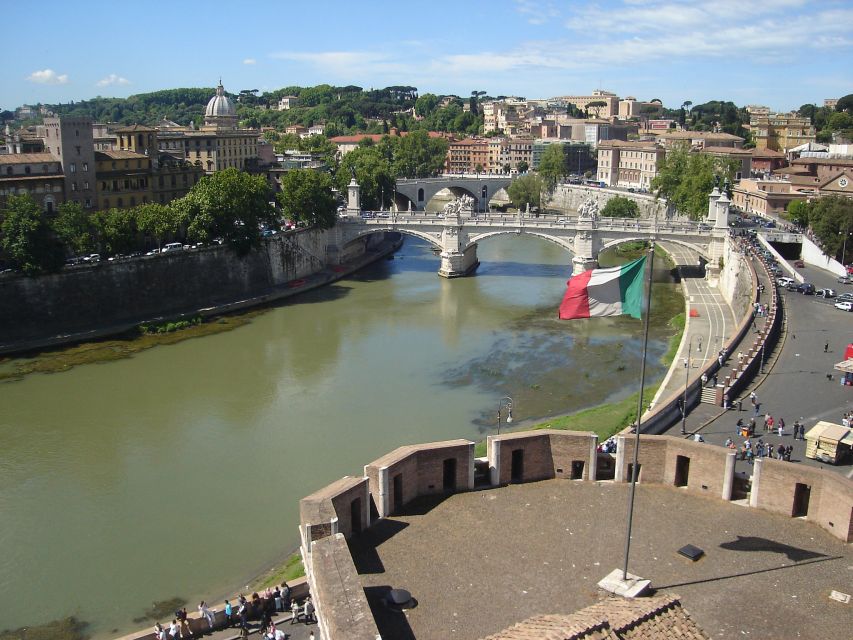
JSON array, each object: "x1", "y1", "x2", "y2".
[{"x1": 0, "y1": 233, "x2": 681, "y2": 637}]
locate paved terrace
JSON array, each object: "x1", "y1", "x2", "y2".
[{"x1": 349, "y1": 480, "x2": 853, "y2": 640}]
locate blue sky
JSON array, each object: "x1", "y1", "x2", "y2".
[{"x1": 3, "y1": 0, "x2": 851, "y2": 112}]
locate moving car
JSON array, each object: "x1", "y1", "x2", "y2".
[
  {"x1": 836, "y1": 292, "x2": 853, "y2": 303},
  {"x1": 816, "y1": 288, "x2": 836, "y2": 298},
  {"x1": 835, "y1": 301, "x2": 853, "y2": 312},
  {"x1": 162, "y1": 242, "x2": 183, "y2": 253},
  {"x1": 777, "y1": 277, "x2": 795, "y2": 288},
  {"x1": 838, "y1": 276, "x2": 853, "y2": 285},
  {"x1": 793, "y1": 259, "x2": 805, "y2": 268}
]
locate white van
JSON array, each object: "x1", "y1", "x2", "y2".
[
  {"x1": 777, "y1": 277, "x2": 794, "y2": 288},
  {"x1": 162, "y1": 242, "x2": 184, "y2": 253}
]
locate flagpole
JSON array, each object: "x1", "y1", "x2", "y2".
[{"x1": 621, "y1": 240, "x2": 655, "y2": 582}]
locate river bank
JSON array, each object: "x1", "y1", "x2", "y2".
[{"x1": 0, "y1": 234, "x2": 403, "y2": 380}]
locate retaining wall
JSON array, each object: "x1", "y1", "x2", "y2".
[
  {"x1": 800, "y1": 234, "x2": 847, "y2": 276},
  {"x1": 0, "y1": 229, "x2": 385, "y2": 351},
  {"x1": 550, "y1": 184, "x2": 671, "y2": 219}
]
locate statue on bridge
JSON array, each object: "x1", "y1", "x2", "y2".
[
  {"x1": 441, "y1": 194, "x2": 475, "y2": 217},
  {"x1": 578, "y1": 196, "x2": 600, "y2": 220}
]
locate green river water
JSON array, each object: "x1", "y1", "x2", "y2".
[{"x1": 0, "y1": 234, "x2": 681, "y2": 637}]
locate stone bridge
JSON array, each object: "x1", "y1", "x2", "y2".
[
  {"x1": 336, "y1": 179, "x2": 734, "y2": 277},
  {"x1": 394, "y1": 176, "x2": 513, "y2": 212}
]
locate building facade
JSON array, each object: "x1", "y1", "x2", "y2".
[
  {"x1": 0, "y1": 153, "x2": 65, "y2": 212},
  {"x1": 750, "y1": 113, "x2": 816, "y2": 152},
  {"x1": 40, "y1": 116, "x2": 97, "y2": 209},
  {"x1": 596, "y1": 141, "x2": 665, "y2": 189},
  {"x1": 731, "y1": 178, "x2": 805, "y2": 216}
]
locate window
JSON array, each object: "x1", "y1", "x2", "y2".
[
  {"x1": 43, "y1": 164, "x2": 48, "y2": 173},
  {"x1": 71, "y1": 182, "x2": 78, "y2": 191},
  {"x1": 24, "y1": 166, "x2": 31, "y2": 174},
  {"x1": 117, "y1": 197, "x2": 123, "y2": 207},
  {"x1": 84, "y1": 181, "x2": 89, "y2": 190},
  {"x1": 75, "y1": 145, "x2": 81, "y2": 155},
  {"x1": 130, "y1": 196, "x2": 136, "y2": 206},
  {"x1": 84, "y1": 198, "x2": 91, "y2": 209},
  {"x1": 70, "y1": 163, "x2": 76, "y2": 173},
  {"x1": 5, "y1": 167, "x2": 11, "y2": 176},
  {"x1": 83, "y1": 163, "x2": 88, "y2": 172}
]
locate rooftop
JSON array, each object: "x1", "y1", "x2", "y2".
[
  {"x1": 0, "y1": 152, "x2": 57, "y2": 165},
  {"x1": 349, "y1": 480, "x2": 851, "y2": 640}
]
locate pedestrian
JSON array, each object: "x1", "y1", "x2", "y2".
[
  {"x1": 224, "y1": 600, "x2": 233, "y2": 627},
  {"x1": 154, "y1": 623, "x2": 165, "y2": 640},
  {"x1": 238, "y1": 599, "x2": 248, "y2": 630},
  {"x1": 169, "y1": 620, "x2": 180, "y2": 640},
  {"x1": 786, "y1": 445, "x2": 793, "y2": 461},
  {"x1": 718, "y1": 354, "x2": 724, "y2": 366},
  {"x1": 777, "y1": 444, "x2": 785, "y2": 460},
  {"x1": 712, "y1": 373, "x2": 718, "y2": 387},
  {"x1": 777, "y1": 420, "x2": 783, "y2": 437},
  {"x1": 824, "y1": 342, "x2": 829, "y2": 353},
  {"x1": 273, "y1": 585, "x2": 282, "y2": 611},
  {"x1": 737, "y1": 398, "x2": 743, "y2": 412},
  {"x1": 282, "y1": 582, "x2": 292, "y2": 613},
  {"x1": 199, "y1": 600, "x2": 215, "y2": 629},
  {"x1": 701, "y1": 373, "x2": 708, "y2": 387},
  {"x1": 697, "y1": 336, "x2": 703, "y2": 351},
  {"x1": 694, "y1": 433, "x2": 704, "y2": 443},
  {"x1": 738, "y1": 351, "x2": 744, "y2": 364},
  {"x1": 750, "y1": 391, "x2": 757, "y2": 404}
]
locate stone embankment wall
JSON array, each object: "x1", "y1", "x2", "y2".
[
  {"x1": 549, "y1": 184, "x2": 671, "y2": 219},
  {"x1": 299, "y1": 430, "x2": 853, "y2": 639},
  {"x1": 0, "y1": 229, "x2": 376, "y2": 350}
]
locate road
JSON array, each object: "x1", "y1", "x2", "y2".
[{"x1": 676, "y1": 258, "x2": 853, "y2": 478}]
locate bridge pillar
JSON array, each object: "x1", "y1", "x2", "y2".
[
  {"x1": 437, "y1": 202, "x2": 479, "y2": 278},
  {"x1": 346, "y1": 177, "x2": 361, "y2": 217},
  {"x1": 572, "y1": 226, "x2": 600, "y2": 275}
]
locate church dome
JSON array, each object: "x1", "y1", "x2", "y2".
[{"x1": 205, "y1": 82, "x2": 236, "y2": 118}]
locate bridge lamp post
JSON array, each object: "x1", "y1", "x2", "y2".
[
  {"x1": 681, "y1": 337, "x2": 692, "y2": 435},
  {"x1": 497, "y1": 396, "x2": 513, "y2": 435}
]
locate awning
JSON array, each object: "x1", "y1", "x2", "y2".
[{"x1": 833, "y1": 360, "x2": 853, "y2": 374}]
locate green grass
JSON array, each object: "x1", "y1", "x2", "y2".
[
  {"x1": 663, "y1": 312, "x2": 686, "y2": 366},
  {"x1": 0, "y1": 617, "x2": 89, "y2": 640},
  {"x1": 252, "y1": 552, "x2": 305, "y2": 590}
]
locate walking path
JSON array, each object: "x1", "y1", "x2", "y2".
[{"x1": 652, "y1": 241, "x2": 736, "y2": 407}]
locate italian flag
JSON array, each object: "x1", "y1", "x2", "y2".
[{"x1": 558, "y1": 256, "x2": 646, "y2": 320}]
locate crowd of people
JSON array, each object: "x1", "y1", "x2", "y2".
[{"x1": 151, "y1": 582, "x2": 315, "y2": 640}]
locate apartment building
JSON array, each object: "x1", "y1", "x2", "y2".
[
  {"x1": 750, "y1": 113, "x2": 816, "y2": 152},
  {"x1": 731, "y1": 178, "x2": 805, "y2": 216},
  {"x1": 550, "y1": 90, "x2": 619, "y2": 118},
  {"x1": 446, "y1": 138, "x2": 489, "y2": 173},
  {"x1": 596, "y1": 141, "x2": 665, "y2": 189},
  {"x1": 0, "y1": 153, "x2": 65, "y2": 212}
]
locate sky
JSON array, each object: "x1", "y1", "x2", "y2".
[{"x1": 2, "y1": 0, "x2": 851, "y2": 113}]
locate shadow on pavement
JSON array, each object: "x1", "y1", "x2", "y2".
[
  {"x1": 363, "y1": 585, "x2": 417, "y2": 640},
  {"x1": 719, "y1": 535, "x2": 828, "y2": 561},
  {"x1": 656, "y1": 554, "x2": 842, "y2": 590}
]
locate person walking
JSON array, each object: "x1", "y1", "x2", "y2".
[
  {"x1": 154, "y1": 623, "x2": 165, "y2": 640},
  {"x1": 224, "y1": 600, "x2": 233, "y2": 627},
  {"x1": 168, "y1": 620, "x2": 180, "y2": 640},
  {"x1": 824, "y1": 342, "x2": 829, "y2": 353},
  {"x1": 199, "y1": 601, "x2": 215, "y2": 630}
]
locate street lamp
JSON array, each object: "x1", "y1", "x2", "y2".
[
  {"x1": 497, "y1": 396, "x2": 513, "y2": 435},
  {"x1": 840, "y1": 223, "x2": 851, "y2": 267},
  {"x1": 681, "y1": 337, "x2": 692, "y2": 435}
]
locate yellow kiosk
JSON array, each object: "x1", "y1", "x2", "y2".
[{"x1": 804, "y1": 421, "x2": 853, "y2": 464}]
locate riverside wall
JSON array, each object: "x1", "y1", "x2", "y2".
[
  {"x1": 0, "y1": 229, "x2": 386, "y2": 352},
  {"x1": 549, "y1": 184, "x2": 672, "y2": 219}
]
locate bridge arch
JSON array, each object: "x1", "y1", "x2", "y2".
[
  {"x1": 599, "y1": 237, "x2": 709, "y2": 260},
  {"x1": 344, "y1": 226, "x2": 444, "y2": 252},
  {"x1": 467, "y1": 229, "x2": 575, "y2": 254}
]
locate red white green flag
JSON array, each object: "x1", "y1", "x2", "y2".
[{"x1": 558, "y1": 256, "x2": 646, "y2": 320}]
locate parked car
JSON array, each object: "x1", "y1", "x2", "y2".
[
  {"x1": 816, "y1": 288, "x2": 836, "y2": 298},
  {"x1": 556, "y1": 218, "x2": 569, "y2": 224},
  {"x1": 786, "y1": 281, "x2": 799, "y2": 291},
  {"x1": 837, "y1": 275, "x2": 853, "y2": 285},
  {"x1": 835, "y1": 301, "x2": 853, "y2": 312},
  {"x1": 796, "y1": 282, "x2": 815, "y2": 295},
  {"x1": 777, "y1": 277, "x2": 795, "y2": 288},
  {"x1": 836, "y1": 292, "x2": 853, "y2": 303},
  {"x1": 162, "y1": 242, "x2": 183, "y2": 253},
  {"x1": 793, "y1": 259, "x2": 805, "y2": 268}
]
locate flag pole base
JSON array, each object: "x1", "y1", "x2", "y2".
[{"x1": 597, "y1": 569, "x2": 652, "y2": 598}]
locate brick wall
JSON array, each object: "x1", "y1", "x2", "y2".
[
  {"x1": 490, "y1": 432, "x2": 554, "y2": 484},
  {"x1": 547, "y1": 431, "x2": 597, "y2": 480},
  {"x1": 617, "y1": 435, "x2": 668, "y2": 483},
  {"x1": 662, "y1": 438, "x2": 730, "y2": 496}
]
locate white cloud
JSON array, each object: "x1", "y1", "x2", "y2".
[
  {"x1": 27, "y1": 69, "x2": 68, "y2": 85},
  {"x1": 243, "y1": 58, "x2": 256, "y2": 65},
  {"x1": 96, "y1": 74, "x2": 130, "y2": 87}
]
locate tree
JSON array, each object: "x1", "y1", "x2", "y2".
[
  {"x1": 174, "y1": 168, "x2": 275, "y2": 255},
  {"x1": 0, "y1": 194, "x2": 65, "y2": 274},
  {"x1": 415, "y1": 93, "x2": 439, "y2": 118},
  {"x1": 784, "y1": 200, "x2": 810, "y2": 227},
  {"x1": 601, "y1": 196, "x2": 640, "y2": 218},
  {"x1": 392, "y1": 130, "x2": 448, "y2": 178},
  {"x1": 92, "y1": 207, "x2": 139, "y2": 256},
  {"x1": 52, "y1": 201, "x2": 96, "y2": 257},
  {"x1": 278, "y1": 169, "x2": 337, "y2": 229},
  {"x1": 137, "y1": 202, "x2": 181, "y2": 250},
  {"x1": 538, "y1": 144, "x2": 567, "y2": 190},
  {"x1": 517, "y1": 160, "x2": 529, "y2": 174},
  {"x1": 836, "y1": 93, "x2": 853, "y2": 113},
  {"x1": 507, "y1": 174, "x2": 543, "y2": 212},
  {"x1": 808, "y1": 196, "x2": 853, "y2": 261},
  {"x1": 651, "y1": 146, "x2": 738, "y2": 220},
  {"x1": 335, "y1": 146, "x2": 394, "y2": 210}
]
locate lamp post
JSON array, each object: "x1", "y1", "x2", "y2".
[
  {"x1": 497, "y1": 396, "x2": 513, "y2": 435},
  {"x1": 840, "y1": 223, "x2": 851, "y2": 267},
  {"x1": 681, "y1": 337, "x2": 691, "y2": 435}
]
